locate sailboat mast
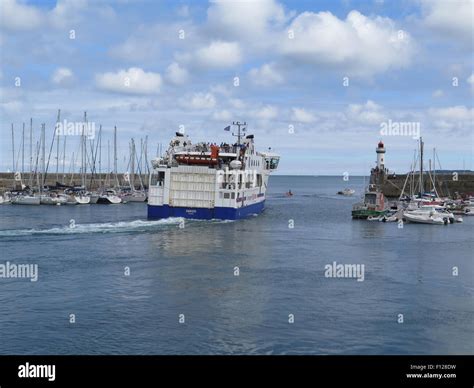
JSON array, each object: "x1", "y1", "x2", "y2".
[
  {"x1": 56, "y1": 110, "x2": 60, "y2": 182},
  {"x1": 114, "y1": 126, "x2": 118, "y2": 187},
  {"x1": 98, "y1": 125, "x2": 102, "y2": 189},
  {"x1": 420, "y1": 137, "x2": 424, "y2": 195},
  {"x1": 63, "y1": 135, "x2": 67, "y2": 177},
  {"x1": 29, "y1": 118, "x2": 33, "y2": 172},
  {"x1": 144, "y1": 135, "x2": 149, "y2": 175},
  {"x1": 29, "y1": 118, "x2": 33, "y2": 186},
  {"x1": 11, "y1": 124, "x2": 15, "y2": 172},
  {"x1": 107, "y1": 139, "x2": 111, "y2": 187},
  {"x1": 41, "y1": 123, "x2": 46, "y2": 189},
  {"x1": 130, "y1": 138, "x2": 135, "y2": 190},
  {"x1": 433, "y1": 148, "x2": 436, "y2": 194},
  {"x1": 22, "y1": 123, "x2": 25, "y2": 173}
]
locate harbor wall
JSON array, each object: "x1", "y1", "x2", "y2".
[
  {"x1": 0, "y1": 172, "x2": 148, "y2": 192},
  {"x1": 377, "y1": 172, "x2": 474, "y2": 198}
]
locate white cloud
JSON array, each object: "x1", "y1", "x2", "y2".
[
  {"x1": 0, "y1": 0, "x2": 100, "y2": 31},
  {"x1": 248, "y1": 63, "x2": 283, "y2": 86},
  {"x1": 291, "y1": 107, "x2": 316, "y2": 123},
  {"x1": 429, "y1": 105, "x2": 473, "y2": 121},
  {"x1": 207, "y1": 0, "x2": 286, "y2": 42},
  {"x1": 195, "y1": 41, "x2": 241, "y2": 68},
  {"x1": 253, "y1": 105, "x2": 278, "y2": 120},
  {"x1": 186, "y1": 92, "x2": 216, "y2": 109},
  {"x1": 432, "y1": 89, "x2": 444, "y2": 98},
  {"x1": 467, "y1": 73, "x2": 474, "y2": 88},
  {"x1": 421, "y1": 0, "x2": 473, "y2": 41},
  {"x1": 165, "y1": 62, "x2": 188, "y2": 85},
  {"x1": 0, "y1": 0, "x2": 43, "y2": 31},
  {"x1": 0, "y1": 100, "x2": 23, "y2": 114},
  {"x1": 96, "y1": 67, "x2": 162, "y2": 94},
  {"x1": 212, "y1": 110, "x2": 232, "y2": 121},
  {"x1": 230, "y1": 99, "x2": 246, "y2": 109},
  {"x1": 177, "y1": 5, "x2": 190, "y2": 18},
  {"x1": 281, "y1": 10, "x2": 413, "y2": 76},
  {"x1": 428, "y1": 105, "x2": 474, "y2": 132},
  {"x1": 347, "y1": 100, "x2": 386, "y2": 124},
  {"x1": 109, "y1": 27, "x2": 160, "y2": 62},
  {"x1": 52, "y1": 67, "x2": 74, "y2": 86}
]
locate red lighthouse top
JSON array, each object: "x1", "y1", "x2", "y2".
[{"x1": 377, "y1": 141, "x2": 384, "y2": 148}]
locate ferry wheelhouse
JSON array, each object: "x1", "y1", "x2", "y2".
[{"x1": 148, "y1": 123, "x2": 279, "y2": 220}]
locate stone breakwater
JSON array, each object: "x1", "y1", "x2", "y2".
[{"x1": 375, "y1": 172, "x2": 474, "y2": 198}]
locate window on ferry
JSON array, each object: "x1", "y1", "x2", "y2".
[
  {"x1": 231, "y1": 193, "x2": 235, "y2": 199},
  {"x1": 150, "y1": 171, "x2": 165, "y2": 186},
  {"x1": 270, "y1": 158, "x2": 279, "y2": 169},
  {"x1": 224, "y1": 193, "x2": 230, "y2": 199},
  {"x1": 150, "y1": 172, "x2": 158, "y2": 186},
  {"x1": 257, "y1": 174, "x2": 262, "y2": 187}
]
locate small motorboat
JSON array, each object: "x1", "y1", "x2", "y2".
[
  {"x1": 98, "y1": 189, "x2": 122, "y2": 204},
  {"x1": 120, "y1": 190, "x2": 147, "y2": 203},
  {"x1": 403, "y1": 209, "x2": 448, "y2": 225},
  {"x1": 337, "y1": 188, "x2": 355, "y2": 196},
  {"x1": 285, "y1": 190, "x2": 293, "y2": 197}
]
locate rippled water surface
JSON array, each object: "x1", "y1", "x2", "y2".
[{"x1": 0, "y1": 176, "x2": 472, "y2": 354}]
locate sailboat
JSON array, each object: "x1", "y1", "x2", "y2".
[
  {"x1": 0, "y1": 193, "x2": 11, "y2": 205},
  {"x1": 97, "y1": 189, "x2": 122, "y2": 204},
  {"x1": 40, "y1": 192, "x2": 68, "y2": 205},
  {"x1": 120, "y1": 138, "x2": 147, "y2": 203},
  {"x1": 11, "y1": 192, "x2": 40, "y2": 205}
]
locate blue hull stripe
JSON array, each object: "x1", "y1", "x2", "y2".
[{"x1": 148, "y1": 201, "x2": 265, "y2": 220}]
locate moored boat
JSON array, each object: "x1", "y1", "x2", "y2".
[
  {"x1": 0, "y1": 193, "x2": 12, "y2": 205},
  {"x1": 11, "y1": 194, "x2": 41, "y2": 205},
  {"x1": 120, "y1": 189, "x2": 147, "y2": 203},
  {"x1": 40, "y1": 193, "x2": 68, "y2": 205},
  {"x1": 352, "y1": 185, "x2": 387, "y2": 219},
  {"x1": 98, "y1": 189, "x2": 122, "y2": 204},
  {"x1": 403, "y1": 209, "x2": 447, "y2": 225}
]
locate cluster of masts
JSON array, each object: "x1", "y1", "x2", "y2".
[
  {"x1": 351, "y1": 138, "x2": 474, "y2": 224},
  {"x1": 2, "y1": 110, "x2": 154, "y2": 205}
]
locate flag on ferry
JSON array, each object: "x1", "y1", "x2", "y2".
[{"x1": 224, "y1": 126, "x2": 231, "y2": 131}]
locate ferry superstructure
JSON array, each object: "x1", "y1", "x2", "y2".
[{"x1": 148, "y1": 123, "x2": 279, "y2": 220}]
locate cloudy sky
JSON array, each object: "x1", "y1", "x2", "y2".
[{"x1": 0, "y1": 0, "x2": 472, "y2": 175}]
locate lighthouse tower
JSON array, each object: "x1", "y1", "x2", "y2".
[{"x1": 376, "y1": 141, "x2": 385, "y2": 169}]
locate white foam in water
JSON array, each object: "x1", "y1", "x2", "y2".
[{"x1": 0, "y1": 218, "x2": 184, "y2": 237}]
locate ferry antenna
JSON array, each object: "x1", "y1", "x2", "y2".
[{"x1": 232, "y1": 121, "x2": 247, "y2": 145}]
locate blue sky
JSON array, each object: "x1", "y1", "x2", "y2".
[{"x1": 0, "y1": 0, "x2": 472, "y2": 175}]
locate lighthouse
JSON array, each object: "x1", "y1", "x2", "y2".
[{"x1": 376, "y1": 141, "x2": 385, "y2": 169}]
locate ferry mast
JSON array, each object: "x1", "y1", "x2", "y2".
[{"x1": 232, "y1": 121, "x2": 247, "y2": 145}]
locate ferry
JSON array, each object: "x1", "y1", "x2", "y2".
[{"x1": 147, "y1": 122, "x2": 279, "y2": 220}]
